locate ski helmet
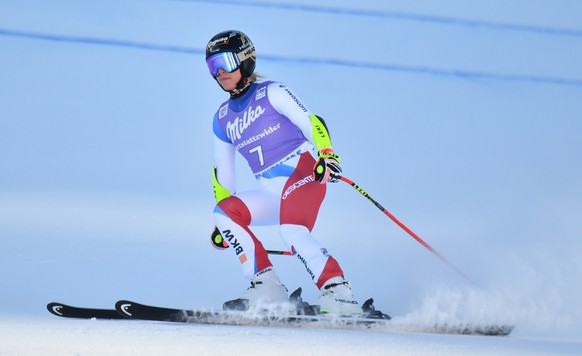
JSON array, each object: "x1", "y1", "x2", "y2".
[{"x1": 206, "y1": 30, "x2": 256, "y2": 79}]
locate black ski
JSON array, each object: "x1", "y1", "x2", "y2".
[
  {"x1": 112, "y1": 300, "x2": 513, "y2": 335},
  {"x1": 114, "y1": 298, "x2": 389, "y2": 326},
  {"x1": 114, "y1": 288, "x2": 388, "y2": 326},
  {"x1": 47, "y1": 302, "x2": 124, "y2": 319},
  {"x1": 47, "y1": 292, "x2": 513, "y2": 336}
]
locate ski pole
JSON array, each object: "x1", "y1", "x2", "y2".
[
  {"x1": 340, "y1": 176, "x2": 473, "y2": 283},
  {"x1": 267, "y1": 250, "x2": 293, "y2": 256},
  {"x1": 212, "y1": 226, "x2": 294, "y2": 256}
]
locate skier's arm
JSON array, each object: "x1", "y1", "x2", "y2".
[
  {"x1": 268, "y1": 83, "x2": 342, "y2": 183},
  {"x1": 212, "y1": 113, "x2": 236, "y2": 202},
  {"x1": 309, "y1": 114, "x2": 342, "y2": 183},
  {"x1": 266, "y1": 82, "x2": 314, "y2": 141}
]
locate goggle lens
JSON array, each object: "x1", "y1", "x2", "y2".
[{"x1": 206, "y1": 52, "x2": 240, "y2": 77}]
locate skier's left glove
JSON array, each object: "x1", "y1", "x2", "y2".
[
  {"x1": 313, "y1": 148, "x2": 342, "y2": 184},
  {"x1": 210, "y1": 226, "x2": 229, "y2": 250}
]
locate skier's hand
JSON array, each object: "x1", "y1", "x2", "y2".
[
  {"x1": 313, "y1": 148, "x2": 342, "y2": 184},
  {"x1": 211, "y1": 226, "x2": 229, "y2": 250}
]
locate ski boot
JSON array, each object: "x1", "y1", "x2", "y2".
[{"x1": 223, "y1": 268, "x2": 288, "y2": 311}]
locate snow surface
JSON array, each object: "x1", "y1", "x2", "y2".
[
  {"x1": 1, "y1": 0, "x2": 582, "y2": 354},
  {"x1": 0, "y1": 317, "x2": 580, "y2": 356}
]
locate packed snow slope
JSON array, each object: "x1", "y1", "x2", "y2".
[{"x1": 1, "y1": 0, "x2": 582, "y2": 354}]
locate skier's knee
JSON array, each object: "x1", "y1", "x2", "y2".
[{"x1": 214, "y1": 196, "x2": 252, "y2": 226}]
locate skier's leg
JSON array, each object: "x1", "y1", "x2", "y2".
[
  {"x1": 214, "y1": 196, "x2": 271, "y2": 279},
  {"x1": 279, "y1": 224, "x2": 344, "y2": 288},
  {"x1": 277, "y1": 152, "x2": 360, "y2": 314},
  {"x1": 214, "y1": 190, "x2": 288, "y2": 308},
  {"x1": 278, "y1": 153, "x2": 359, "y2": 310}
]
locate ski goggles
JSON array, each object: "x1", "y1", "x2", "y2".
[{"x1": 206, "y1": 52, "x2": 240, "y2": 77}]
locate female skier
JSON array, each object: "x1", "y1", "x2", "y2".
[{"x1": 207, "y1": 30, "x2": 360, "y2": 315}]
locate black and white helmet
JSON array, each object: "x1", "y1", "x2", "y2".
[{"x1": 206, "y1": 30, "x2": 256, "y2": 79}]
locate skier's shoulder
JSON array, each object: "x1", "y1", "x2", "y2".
[
  {"x1": 263, "y1": 80, "x2": 292, "y2": 95},
  {"x1": 253, "y1": 79, "x2": 282, "y2": 98},
  {"x1": 264, "y1": 81, "x2": 307, "y2": 110}
]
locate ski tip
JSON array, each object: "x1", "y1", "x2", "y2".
[
  {"x1": 115, "y1": 300, "x2": 135, "y2": 318},
  {"x1": 46, "y1": 302, "x2": 124, "y2": 319},
  {"x1": 47, "y1": 302, "x2": 67, "y2": 317}
]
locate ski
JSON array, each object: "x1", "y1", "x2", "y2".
[
  {"x1": 47, "y1": 302, "x2": 124, "y2": 320},
  {"x1": 47, "y1": 289, "x2": 513, "y2": 336},
  {"x1": 113, "y1": 299, "x2": 513, "y2": 335},
  {"x1": 46, "y1": 301, "x2": 513, "y2": 336},
  {"x1": 115, "y1": 298, "x2": 386, "y2": 326}
]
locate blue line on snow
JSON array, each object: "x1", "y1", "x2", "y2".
[
  {"x1": 0, "y1": 28, "x2": 204, "y2": 55},
  {"x1": 2, "y1": 28, "x2": 582, "y2": 88},
  {"x1": 174, "y1": 0, "x2": 582, "y2": 38}
]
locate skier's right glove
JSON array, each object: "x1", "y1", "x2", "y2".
[{"x1": 313, "y1": 148, "x2": 342, "y2": 184}]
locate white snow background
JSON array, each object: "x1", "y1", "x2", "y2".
[{"x1": 1, "y1": 0, "x2": 582, "y2": 354}]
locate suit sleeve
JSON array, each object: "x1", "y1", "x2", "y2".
[
  {"x1": 267, "y1": 82, "x2": 314, "y2": 146},
  {"x1": 212, "y1": 112, "x2": 236, "y2": 194},
  {"x1": 267, "y1": 82, "x2": 335, "y2": 152}
]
